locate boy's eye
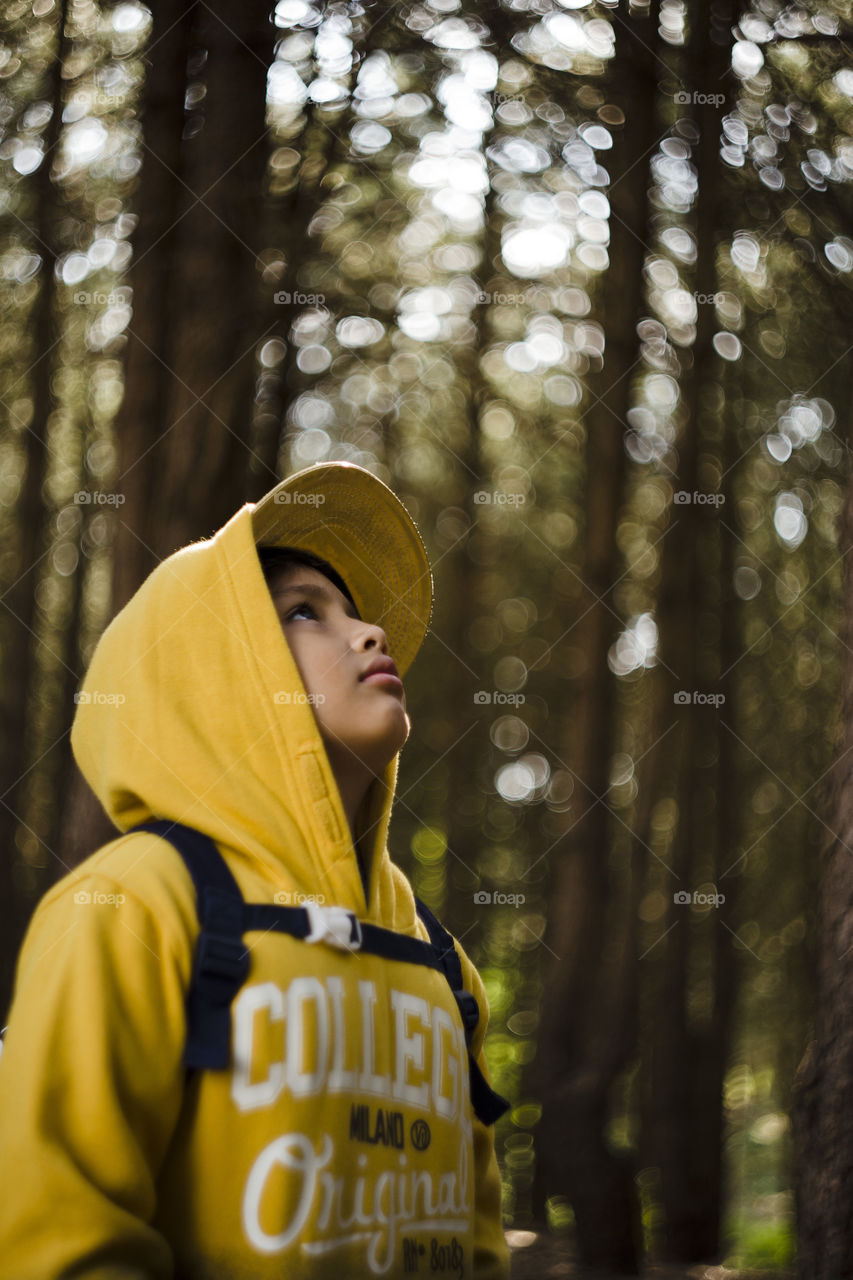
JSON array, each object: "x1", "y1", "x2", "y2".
[{"x1": 286, "y1": 600, "x2": 317, "y2": 621}]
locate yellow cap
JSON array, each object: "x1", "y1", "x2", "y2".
[{"x1": 251, "y1": 462, "x2": 433, "y2": 678}]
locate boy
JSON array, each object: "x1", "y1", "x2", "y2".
[{"x1": 0, "y1": 461, "x2": 510, "y2": 1279}]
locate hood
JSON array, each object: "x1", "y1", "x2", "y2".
[{"x1": 70, "y1": 502, "x2": 400, "y2": 917}]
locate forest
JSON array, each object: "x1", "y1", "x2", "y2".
[{"x1": 1, "y1": 0, "x2": 852, "y2": 1274}]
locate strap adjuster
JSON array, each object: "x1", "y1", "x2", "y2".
[{"x1": 304, "y1": 904, "x2": 363, "y2": 951}]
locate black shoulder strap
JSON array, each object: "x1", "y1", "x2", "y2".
[
  {"x1": 415, "y1": 897, "x2": 511, "y2": 1126},
  {"x1": 135, "y1": 818, "x2": 242, "y2": 899},
  {"x1": 131, "y1": 819, "x2": 249, "y2": 1070}
]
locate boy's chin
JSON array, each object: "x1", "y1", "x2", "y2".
[
  {"x1": 380, "y1": 710, "x2": 411, "y2": 762},
  {"x1": 377, "y1": 708, "x2": 411, "y2": 766},
  {"x1": 339, "y1": 717, "x2": 410, "y2": 781}
]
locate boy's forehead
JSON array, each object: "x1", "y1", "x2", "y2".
[
  {"x1": 268, "y1": 563, "x2": 339, "y2": 592},
  {"x1": 269, "y1": 563, "x2": 326, "y2": 587}
]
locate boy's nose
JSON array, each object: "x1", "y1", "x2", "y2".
[{"x1": 354, "y1": 617, "x2": 391, "y2": 654}]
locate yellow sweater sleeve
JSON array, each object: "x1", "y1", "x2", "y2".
[
  {"x1": 0, "y1": 872, "x2": 190, "y2": 1280},
  {"x1": 454, "y1": 939, "x2": 511, "y2": 1280}
]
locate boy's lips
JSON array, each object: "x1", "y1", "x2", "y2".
[
  {"x1": 360, "y1": 656, "x2": 404, "y2": 694},
  {"x1": 360, "y1": 657, "x2": 400, "y2": 681}
]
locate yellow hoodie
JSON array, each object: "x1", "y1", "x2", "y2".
[{"x1": 0, "y1": 500, "x2": 510, "y2": 1279}]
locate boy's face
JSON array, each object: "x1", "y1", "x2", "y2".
[{"x1": 267, "y1": 563, "x2": 410, "y2": 777}]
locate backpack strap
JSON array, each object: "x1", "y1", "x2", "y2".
[
  {"x1": 128, "y1": 821, "x2": 510, "y2": 1123},
  {"x1": 132, "y1": 819, "x2": 249, "y2": 1070},
  {"x1": 415, "y1": 897, "x2": 511, "y2": 1126}
]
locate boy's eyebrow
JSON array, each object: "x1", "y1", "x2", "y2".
[{"x1": 270, "y1": 581, "x2": 362, "y2": 621}]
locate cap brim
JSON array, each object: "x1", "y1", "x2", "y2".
[{"x1": 251, "y1": 462, "x2": 433, "y2": 678}]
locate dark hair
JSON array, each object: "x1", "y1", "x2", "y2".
[{"x1": 257, "y1": 545, "x2": 358, "y2": 614}]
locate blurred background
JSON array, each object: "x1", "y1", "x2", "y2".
[{"x1": 1, "y1": 0, "x2": 852, "y2": 1273}]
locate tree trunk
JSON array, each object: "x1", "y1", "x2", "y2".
[
  {"x1": 250, "y1": 96, "x2": 346, "y2": 496},
  {"x1": 438, "y1": 6, "x2": 511, "y2": 943},
  {"x1": 637, "y1": 0, "x2": 738, "y2": 1260},
  {"x1": 0, "y1": 0, "x2": 70, "y2": 1020},
  {"x1": 534, "y1": 3, "x2": 661, "y2": 1270},
  {"x1": 792, "y1": 348, "x2": 853, "y2": 1278},
  {"x1": 112, "y1": 0, "x2": 273, "y2": 612},
  {"x1": 107, "y1": 0, "x2": 193, "y2": 613}
]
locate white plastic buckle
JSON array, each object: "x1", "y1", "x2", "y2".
[{"x1": 303, "y1": 904, "x2": 362, "y2": 951}]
